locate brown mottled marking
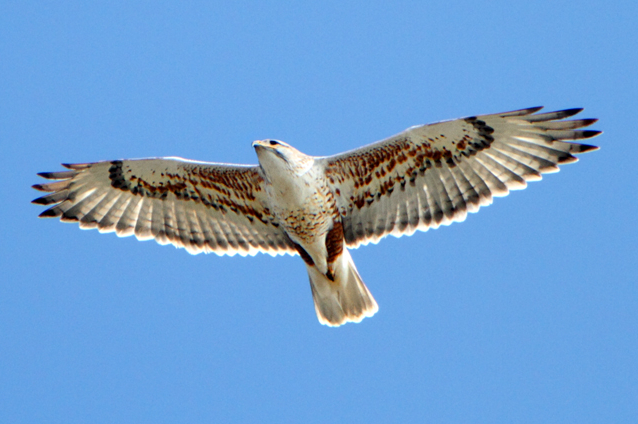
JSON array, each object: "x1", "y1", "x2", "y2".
[
  {"x1": 326, "y1": 220, "x2": 344, "y2": 264},
  {"x1": 324, "y1": 138, "x2": 412, "y2": 189},
  {"x1": 326, "y1": 118, "x2": 505, "y2": 205},
  {"x1": 386, "y1": 157, "x2": 396, "y2": 172},
  {"x1": 456, "y1": 138, "x2": 468, "y2": 150},
  {"x1": 106, "y1": 161, "x2": 274, "y2": 225},
  {"x1": 293, "y1": 242, "x2": 314, "y2": 266},
  {"x1": 353, "y1": 196, "x2": 365, "y2": 209}
]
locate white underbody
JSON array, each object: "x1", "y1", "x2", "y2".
[{"x1": 263, "y1": 163, "x2": 333, "y2": 274}]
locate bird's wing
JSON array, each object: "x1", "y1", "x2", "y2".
[
  {"x1": 319, "y1": 107, "x2": 601, "y2": 248},
  {"x1": 33, "y1": 158, "x2": 297, "y2": 256}
]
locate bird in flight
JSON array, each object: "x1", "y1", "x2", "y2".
[{"x1": 33, "y1": 107, "x2": 600, "y2": 327}]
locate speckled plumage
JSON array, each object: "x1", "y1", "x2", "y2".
[{"x1": 33, "y1": 107, "x2": 600, "y2": 326}]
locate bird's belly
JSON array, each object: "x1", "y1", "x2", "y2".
[{"x1": 270, "y1": 185, "x2": 332, "y2": 245}]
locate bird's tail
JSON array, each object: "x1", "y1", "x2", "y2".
[{"x1": 306, "y1": 248, "x2": 378, "y2": 327}]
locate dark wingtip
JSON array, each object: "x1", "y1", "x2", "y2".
[
  {"x1": 60, "y1": 213, "x2": 79, "y2": 222},
  {"x1": 497, "y1": 106, "x2": 543, "y2": 118},
  {"x1": 515, "y1": 106, "x2": 543, "y2": 116},
  {"x1": 557, "y1": 155, "x2": 578, "y2": 165},
  {"x1": 581, "y1": 130, "x2": 602, "y2": 139},
  {"x1": 62, "y1": 163, "x2": 91, "y2": 170},
  {"x1": 38, "y1": 208, "x2": 60, "y2": 218},
  {"x1": 37, "y1": 170, "x2": 76, "y2": 180},
  {"x1": 32, "y1": 196, "x2": 49, "y2": 205},
  {"x1": 37, "y1": 172, "x2": 57, "y2": 179},
  {"x1": 579, "y1": 118, "x2": 598, "y2": 128},
  {"x1": 578, "y1": 143, "x2": 600, "y2": 153},
  {"x1": 560, "y1": 108, "x2": 584, "y2": 118},
  {"x1": 32, "y1": 184, "x2": 47, "y2": 192}
]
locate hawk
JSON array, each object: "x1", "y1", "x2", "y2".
[{"x1": 33, "y1": 107, "x2": 600, "y2": 326}]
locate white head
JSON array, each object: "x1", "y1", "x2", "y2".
[{"x1": 253, "y1": 139, "x2": 314, "y2": 178}]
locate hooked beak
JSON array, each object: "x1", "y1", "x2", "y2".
[
  {"x1": 253, "y1": 139, "x2": 286, "y2": 160},
  {"x1": 252, "y1": 140, "x2": 264, "y2": 149}
]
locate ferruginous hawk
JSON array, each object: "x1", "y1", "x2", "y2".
[{"x1": 33, "y1": 107, "x2": 600, "y2": 326}]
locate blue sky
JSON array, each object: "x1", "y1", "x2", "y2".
[{"x1": 1, "y1": 1, "x2": 637, "y2": 422}]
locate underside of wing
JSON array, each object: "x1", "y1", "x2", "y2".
[
  {"x1": 33, "y1": 158, "x2": 297, "y2": 256},
  {"x1": 320, "y1": 107, "x2": 601, "y2": 248}
]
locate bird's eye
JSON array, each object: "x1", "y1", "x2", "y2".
[{"x1": 269, "y1": 140, "x2": 279, "y2": 146}]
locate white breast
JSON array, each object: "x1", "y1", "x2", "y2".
[{"x1": 266, "y1": 167, "x2": 333, "y2": 244}]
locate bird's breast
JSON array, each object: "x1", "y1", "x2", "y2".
[{"x1": 266, "y1": 173, "x2": 336, "y2": 244}]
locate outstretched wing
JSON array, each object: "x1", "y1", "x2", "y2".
[
  {"x1": 320, "y1": 107, "x2": 601, "y2": 248},
  {"x1": 33, "y1": 158, "x2": 296, "y2": 256}
]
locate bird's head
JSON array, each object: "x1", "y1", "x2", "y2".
[{"x1": 253, "y1": 139, "x2": 314, "y2": 177}]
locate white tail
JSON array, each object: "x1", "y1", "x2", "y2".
[{"x1": 307, "y1": 248, "x2": 378, "y2": 326}]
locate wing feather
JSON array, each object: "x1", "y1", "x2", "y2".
[
  {"x1": 77, "y1": 191, "x2": 108, "y2": 229},
  {"x1": 320, "y1": 107, "x2": 600, "y2": 248},
  {"x1": 134, "y1": 198, "x2": 154, "y2": 240},
  {"x1": 449, "y1": 165, "x2": 480, "y2": 213},
  {"x1": 439, "y1": 165, "x2": 468, "y2": 223},
  {"x1": 115, "y1": 196, "x2": 142, "y2": 237},
  {"x1": 457, "y1": 160, "x2": 493, "y2": 206},
  {"x1": 33, "y1": 158, "x2": 296, "y2": 257}
]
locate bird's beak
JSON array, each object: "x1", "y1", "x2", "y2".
[{"x1": 252, "y1": 140, "x2": 265, "y2": 149}]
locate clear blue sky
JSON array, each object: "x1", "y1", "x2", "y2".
[{"x1": 1, "y1": 1, "x2": 636, "y2": 423}]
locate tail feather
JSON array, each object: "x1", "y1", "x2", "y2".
[{"x1": 307, "y1": 249, "x2": 378, "y2": 327}]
